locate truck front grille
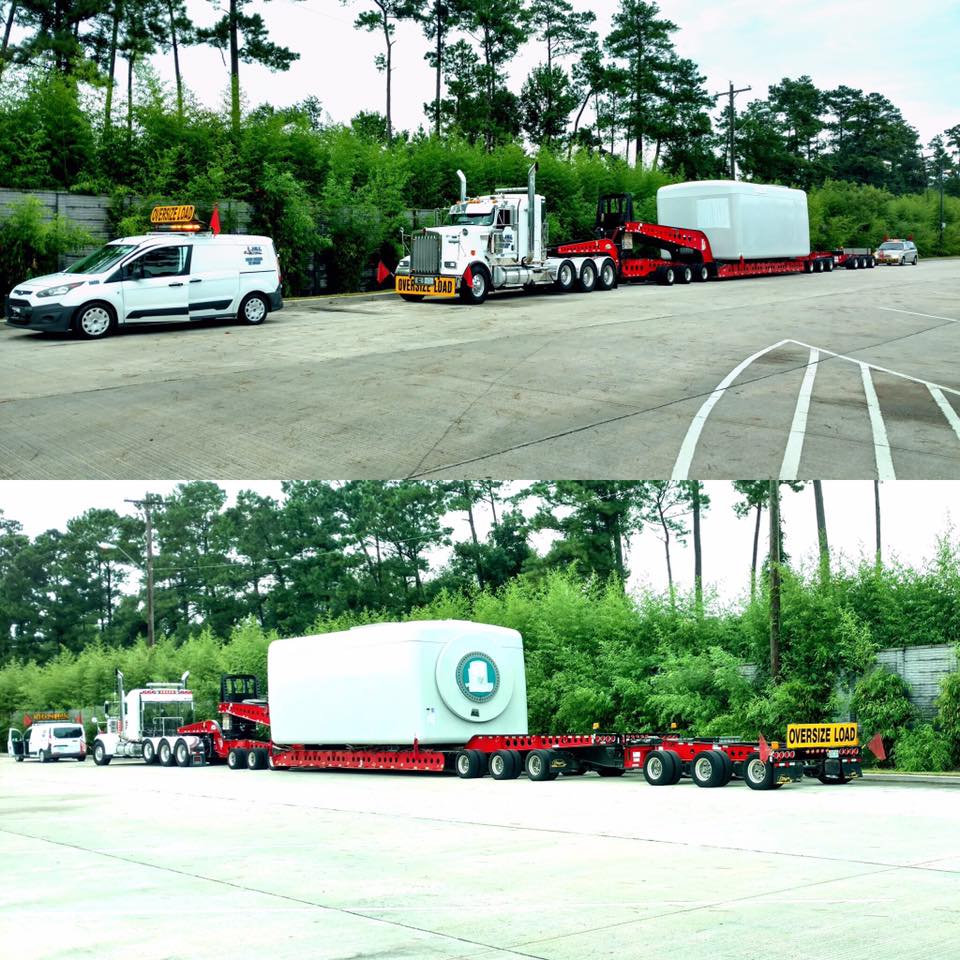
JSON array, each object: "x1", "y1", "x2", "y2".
[{"x1": 411, "y1": 232, "x2": 442, "y2": 275}]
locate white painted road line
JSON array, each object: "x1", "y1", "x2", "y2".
[
  {"x1": 877, "y1": 307, "x2": 959, "y2": 324},
  {"x1": 859, "y1": 363, "x2": 896, "y2": 479},
  {"x1": 780, "y1": 348, "x2": 820, "y2": 480},
  {"x1": 929, "y1": 386, "x2": 960, "y2": 443},
  {"x1": 671, "y1": 340, "x2": 792, "y2": 480}
]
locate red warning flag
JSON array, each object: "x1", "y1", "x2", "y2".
[
  {"x1": 463, "y1": 265, "x2": 473, "y2": 290},
  {"x1": 866, "y1": 732, "x2": 886, "y2": 761},
  {"x1": 210, "y1": 204, "x2": 221, "y2": 236},
  {"x1": 376, "y1": 260, "x2": 391, "y2": 284},
  {"x1": 759, "y1": 733, "x2": 771, "y2": 764}
]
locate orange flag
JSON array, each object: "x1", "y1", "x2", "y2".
[
  {"x1": 758, "y1": 734, "x2": 770, "y2": 763},
  {"x1": 210, "y1": 204, "x2": 221, "y2": 236}
]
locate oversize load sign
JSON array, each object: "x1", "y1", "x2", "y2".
[
  {"x1": 786, "y1": 723, "x2": 859, "y2": 748},
  {"x1": 150, "y1": 205, "x2": 196, "y2": 224},
  {"x1": 395, "y1": 275, "x2": 456, "y2": 297}
]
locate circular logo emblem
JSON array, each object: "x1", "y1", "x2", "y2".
[{"x1": 456, "y1": 652, "x2": 500, "y2": 703}]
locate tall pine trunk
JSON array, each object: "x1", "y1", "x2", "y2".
[
  {"x1": 0, "y1": 1, "x2": 18, "y2": 81},
  {"x1": 750, "y1": 503, "x2": 761, "y2": 601},
  {"x1": 433, "y1": 1, "x2": 441, "y2": 136},
  {"x1": 168, "y1": 0, "x2": 183, "y2": 119},
  {"x1": 381, "y1": 11, "x2": 392, "y2": 141},
  {"x1": 103, "y1": 1, "x2": 120, "y2": 129},
  {"x1": 692, "y1": 482, "x2": 702, "y2": 615},
  {"x1": 768, "y1": 481, "x2": 781, "y2": 681},
  {"x1": 874, "y1": 480, "x2": 882, "y2": 571},
  {"x1": 813, "y1": 479, "x2": 829, "y2": 582},
  {"x1": 229, "y1": 0, "x2": 240, "y2": 134}
]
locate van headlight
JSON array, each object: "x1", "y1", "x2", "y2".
[{"x1": 37, "y1": 281, "x2": 85, "y2": 298}]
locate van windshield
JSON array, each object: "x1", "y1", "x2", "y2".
[
  {"x1": 879, "y1": 242, "x2": 905, "y2": 251},
  {"x1": 64, "y1": 244, "x2": 137, "y2": 275}
]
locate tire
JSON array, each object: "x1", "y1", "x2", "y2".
[
  {"x1": 643, "y1": 749, "x2": 678, "y2": 786},
  {"x1": 656, "y1": 266, "x2": 676, "y2": 286},
  {"x1": 142, "y1": 739, "x2": 157, "y2": 765},
  {"x1": 158, "y1": 739, "x2": 175, "y2": 767},
  {"x1": 16, "y1": 755, "x2": 23, "y2": 762},
  {"x1": 399, "y1": 294, "x2": 425, "y2": 303},
  {"x1": 455, "y1": 749, "x2": 483, "y2": 779},
  {"x1": 742, "y1": 751, "x2": 775, "y2": 791},
  {"x1": 718, "y1": 751, "x2": 734, "y2": 786},
  {"x1": 248, "y1": 748, "x2": 268, "y2": 770},
  {"x1": 93, "y1": 741, "x2": 111, "y2": 766},
  {"x1": 553, "y1": 260, "x2": 576, "y2": 293},
  {"x1": 913, "y1": 256, "x2": 919, "y2": 266},
  {"x1": 662, "y1": 749, "x2": 684, "y2": 783},
  {"x1": 174, "y1": 738, "x2": 192, "y2": 768},
  {"x1": 577, "y1": 260, "x2": 598, "y2": 292},
  {"x1": 38, "y1": 747, "x2": 47, "y2": 763},
  {"x1": 227, "y1": 747, "x2": 248, "y2": 770},
  {"x1": 817, "y1": 771, "x2": 850, "y2": 785},
  {"x1": 691, "y1": 750, "x2": 725, "y2": 788},
  {"x1": 525, "y1": 749, "x2": 558, "y2": 781},
  {"x1": 693, "y1": 264, "x2": 710, "y2": 282},
  {"x1": 596, "y1": 766, "x2": 626, "y2": 777},
  {"x1": 459, "y1": 265, "x2": 491, "y2": 304},
  {"x1": 239, "y1": 292, "x2": 268, "y2": 325},
  {"x1": 74, "y1": 302, "x2": 116, "y2": 339},
  {"x1": 677, "y1": 266, "x2": 693, "y2": 284},
  {"x1": 824, "y1": 259, "x2": 834, "y2": 272},
  {"x1": 596, "y1": 257, "x2": 617, "y2": 290},
  {"x1": 77, "y1": 754, "x2": 86, "y2": 762},
  {"x1": 489, "y1": 749, "x2": 520, "y2": 780}
]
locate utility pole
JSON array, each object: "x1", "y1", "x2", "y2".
[
  {"x1": 126, "y1": 496, "x2": 161, "y2": 647},
  {"x1": 768, "y1": 480, "x2": 781, "y2": 681},
  {"x1": 713, "y1": 81, "x2": 751, "y2": 180}
]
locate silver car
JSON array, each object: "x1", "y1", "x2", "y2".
[{"x1": 875, "y1": 240, "x2": 919, "y2": 265}]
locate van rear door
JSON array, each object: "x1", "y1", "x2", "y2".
[{"x1": 189, "y1": 242, "x2": 240, "y2": 319}]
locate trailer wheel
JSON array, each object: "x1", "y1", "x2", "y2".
[
  {"x1": 455, "y1": 749, "x2": 483, "y2": 779},
  {"x1": 577, "y1": 260, "x2": 598, "y2": 292},
  {"x1": 526, "y1": 749, "x2": 558, "y2": 781},
  {"x1": 656, "y1": 266, "x2": 676, "y2": 286},
  {"x1": 718, "y1": 751, "x2": 734, "y2": 785},
  {"x1": 677, "y1": 266, "x2": 693, "y2": 285},
  {"x1": 742, "y1": 752, "x2": 775, "y2": 791},
  {"x1": 400, "y1": 294, "x2": 425, "y2": 303},
  {"x1": 817, "y1": 772, "x2": 850, "y2": 785},
  {"x1": 596, "y1": 767, "x2": 626, "y2": 777},
  {"x1": 691, "y1": 750, "x2": 725, "y2": 788},
  {"x1": 662, "y1": 749, "x2": 684, "y2": 783},
  {"x1": 158, "y1": 739, "x2": 175, "y2": 767},
  {"x1": 693, "y1": 264, "x2": 710, "y2": 282},
  {"x1": 553, "y1": 260, "x2": 576, "y2": 293},
  {"x1": 490, "y1": 750, "x2": 520, "y2": 780},
  {"x1": 227, "y1": 748, "x2": 248, "y2": 770},
  {"x1": 643, "y1": 749, "x2": 677, "y2": 786},
  {"x1": 596, "y1": 258, "x2": 618, "y2": 290},
  {"x1": 93, "y1": 741, "x2": 110, "y2": 766},
  {"x1": 824, "y1": 258, "x2": 834, "y2": 272},
  {"x1": 142, "y1": 739, "x2": 157, "y2": 765},
  {"x1": 248, "y1": 748, "x2": 268, "y2": 770}
]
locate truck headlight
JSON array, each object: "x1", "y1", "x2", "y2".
[{"x1": 37, "y1": 281, "x2": 85, "y2": 298}]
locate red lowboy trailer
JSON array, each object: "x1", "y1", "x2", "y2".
[{"x1": 175, "y1": 675, "x2": 872, "y2": 792}]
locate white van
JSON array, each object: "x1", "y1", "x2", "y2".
[
  {"x1": 5, "y1": 221, "x2": 283, "y2": 339},
  {"x1": 8, "y1": 722, "x2": 87, "y2": 761}
]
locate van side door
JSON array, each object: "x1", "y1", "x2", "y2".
[
  {"x1": 119, "y1": 245, "x2": 191, "y2": 324},
  {"x1": 189, "y1": 242, "x2": 240, "y2": 319}
]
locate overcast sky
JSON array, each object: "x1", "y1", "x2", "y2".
[
  {"x1": 1, "y1": 481, "x2": 955, "y2": 608},
  {"x1": 127, "y1": 0, "x2": 960, "y2": 148}
]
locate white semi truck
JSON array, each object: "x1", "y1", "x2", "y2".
[
  {"x1": 91, "y1": 670, "x2": 206, "y2": 767},
  {"x1": 394, "y1": 164, "x2": 619, "y2": 304}
]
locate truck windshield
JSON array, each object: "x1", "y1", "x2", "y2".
[
  {"x1": 64, "y1": 244, "x2": 137, "y2": 275},
  {"x1": 448, "y1": 212, "x2": 494, "y2": 226},
  {"x1": 879, "y1": 242, "x2": 904, "y2": 250},
  {"x1": 141, "y1": 701, "x2": 194, "y2": 737}
]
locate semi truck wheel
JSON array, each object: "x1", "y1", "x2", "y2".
[
  {"x1": 174, "y1": 739, "x2": 192, "y2": 767},
  {"x1": 400, "y1": 294, "x2": 425, "y2": 303},
  {"x1": 93, "y1": 741, "x2": 111, "y2": 766},
  {"x1": 459, "y1": 265, "x2": 490, "y2": 304},
  {"x1": 525, "y1": 749, "x2": 559, "y2": 781},
  {"x1": 643, "y1": 750, "x2": 677, "y2": 786},
  {"x1": 553, "y1": 260, "x2": 576, "y2": 293},
  {"x1": 596, "y1": 766, "x2": 625, "y2": 777},
  {"x1": 158, "y1": 739, "x2": 175, "y2": 767},
  {"x1": 691, "y1": 750, "x2": 725, "y2": 788},
  {"x1": 596, "y1": 258, "x2": 618, "y2": 290},
  {"x1": 227, "y1": 748, "x2": 248, "y2": 770},
  {"x1": 489, "y1": 750, "x2": 520, "y2": 780},
  {"x1": 142, "y1": 739, "x2": 157, "y2": 764},
  {"x1": 577, "y1": 260, "x2": 597, "y2": 292},
  {"x1": 742, "y1": 752, "x2": 775, "y2": 791}
]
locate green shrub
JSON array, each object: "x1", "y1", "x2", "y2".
[
  {"x1": 893, "y1": 725, "x2": 953, "y2": 772},
  {"x1": 0, "y1": 197, "x2": 93, "y2": 293},
  {"x1": 744, "y1": 678, "x2": 838, "y2": 740},
  {"x1": 935, "y1": 665, "x2": 960, "y2": 764},
  {"x1": 851, "y1": 669, "x2": 915, "y2": 760}
]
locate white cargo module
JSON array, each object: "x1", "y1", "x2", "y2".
[
  {"x1": 657, "y1": 181, "x2": 810, "y2": 261},
  {"x1": 267, "y1": 620, "x2": 528, "y2": 746}
]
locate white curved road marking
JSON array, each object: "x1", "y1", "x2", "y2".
[
  {"x1": 671, "y1": 340, "x2": 792, "y2": 480},
  {"x1": 779, "y1": 348, "x2": 820, "y2": 480},
  {"x1": 859, "y1": 363, "x2": 896, "y2": 479}
]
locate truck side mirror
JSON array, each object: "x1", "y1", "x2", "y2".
[{"x1": 103, "y1": 702, "x2": 109, "y2": 715}]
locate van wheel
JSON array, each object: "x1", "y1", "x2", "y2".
[
  {"x1": 77, "y1": 754, "x2": 86, "y2": 762},
  {"x1": 38, "y1": 747, "x2": 46, "y2": 763},
  {"x1": 239, "y1": 293, "x2": 268, "y2": 325},
  {"x1": 74, "y1": 302, "x2": 116, "y2": 339}
]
